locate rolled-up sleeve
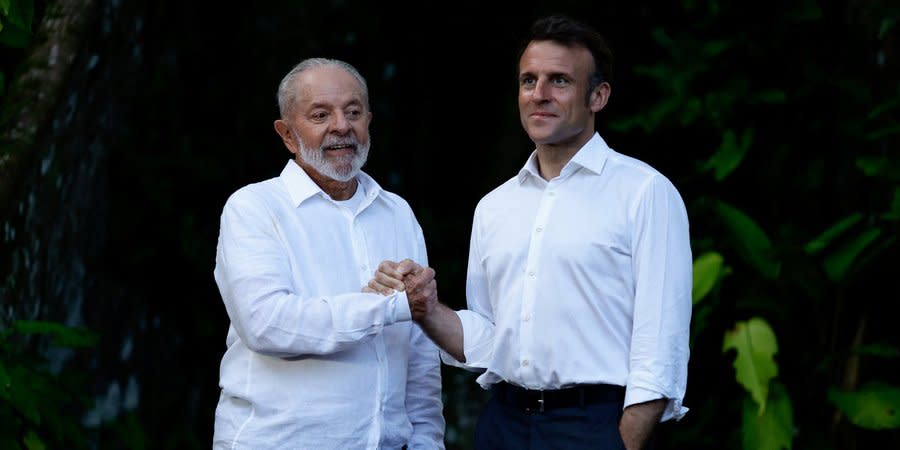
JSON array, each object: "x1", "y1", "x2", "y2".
[{"x1": 626, "y1": 175, "x2": 692, "y2": 421}]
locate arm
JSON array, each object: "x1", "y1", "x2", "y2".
[
  {"x1": 368, "y1": 260, "x2": 465, "y2": 362},
  {"x1": 625, "y1": 175, "x2": 692, "y2": 421},
  {"x1": 619, "y1": 399, "x2": 666, "y2": 450},
  {"x1": 215, "y1": 190, "x2": 410, "y2": 358}
]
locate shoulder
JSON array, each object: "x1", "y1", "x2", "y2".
[
  {"x1": 474, "y1": 175, "x2": 520, "y2": 213},
  {"x1": 223, "y1": 176, "x2": 286, "y2": 211},
  {"x1": 605, "y1": 149, "x2": 682, "y2": 193}
]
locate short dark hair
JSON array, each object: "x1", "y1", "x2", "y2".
[{"x1": 517, "y1": 14, "x2": 614, "y2": 98}]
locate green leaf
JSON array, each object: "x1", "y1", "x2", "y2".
[
  {"x1": 0, "y1": 0, "x2": 31, "y2": 48},
  {"x1": 723, "y1": 317, "x2": 779, "y2": 414},
  {"x1": 867, "y1": 124, "x2": 900, "y2": 141},
  {"x1": 8, "y1": 367, "x2": 40, "y2": 425},
  {"x1": 0, "y1": 0, "x2": 11, "y2": 16},
  {"x1": 856, "y1": 155, "x2": 900, "y2": 182},
  {"x1": 702, "y1": 129, "x2": 752, "y2": 181},
  {"x1": 13, "y1": 320, "x2": 99, "y2": 348},
  {"x1": 752, "y1": 89, "x2": 786, "y2": 104},
  {"x1": 3, "y1": 0, "x2": 31, "y2": 29},
  {"x1": 22, "y1": 431, "x2": 44, "y2": 450},
  {"x1": 804, "y1": 213, "x2": 863, "y2": 255},
  {"x1": 823, "y1": 227, "x2": 881, "y2": 282},
  {"x1": 701, "y1": 39, "x2": 731, "y2": 57},
  {"x1": 828, "y1": 382, "x2": 900, "y2": 429},
  {"x1": 692, "y1": 251, "x2": 725, "y2": 304},
  {"x1": 715, "y1": 201, "x2": 781, "y2": 279},
  {"x1": 742, "y1": 382, "x2": 793, "y2": 450},
  {"x1": 853, "y1": 343, "x2": 900, "y2": 358}
]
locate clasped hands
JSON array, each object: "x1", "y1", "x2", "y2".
[{"x1": 365, "y1": 259, "x2": 438, "y2": 322}]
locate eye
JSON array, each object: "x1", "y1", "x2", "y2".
[
  {"x1": 551, "y1": 76, "x2": 569, "y2": 86},
  {"x1": 310, "y1": 111, "x2": 328, "y2": 121},
  {"x1": 520, "y1": 76, "x2": 536, "y2": 87},
  {"x1": 346, "y1": 108, "x2": 363, "y2": 120}
]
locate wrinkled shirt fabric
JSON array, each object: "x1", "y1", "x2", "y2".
[
  {"x1": 213, "y1": 160, "x2": 445, "y2": 449},
  {"x1": 444, "y1": 133, "x2": 692, "y2": 421}
]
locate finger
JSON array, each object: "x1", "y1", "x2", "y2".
[
  {"x1": 377, "y1": 260, "x2": 402, "y2": 278},
  {"x1": 408, "y1": 267, "x2": 436, "y2": 289},
  {"x1": 367, "y1": 278, "x2": 397, "y2": 295},
  {"x1": 398, "y1": 259, "x2": 423, "y2": 276},
  {"x1": 373, "y1": 268, "x2": 407, "y2": 290}
]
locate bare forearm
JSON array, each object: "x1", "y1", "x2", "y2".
[
  {"x1": 418, "y1": 302, "x2": 465, "y2": 362},
  {"x1": 619, "y1": 398, "x2": 666, "y2": 450}
]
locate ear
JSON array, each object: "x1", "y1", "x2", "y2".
[
  {"x1": 274, "y1": 119, "x2": 298, "y2": 155},
  {"x1": 589, "y1": 82, "x2": 611, "y2": 113}
]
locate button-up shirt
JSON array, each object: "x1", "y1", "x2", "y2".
[
  {"x1": 446, "y1": 133, "x2": 692, "y2": 421},
  {"x1": 213, "y1": 160, "x2": 445, "y2": 449}
]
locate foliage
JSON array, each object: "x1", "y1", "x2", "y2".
[
  {"x1": 612, "y1": 0, "x2": 900, "y2": 447},
  {"x1": 0, "y1": 320, "x2": 99, "y2": 450}
]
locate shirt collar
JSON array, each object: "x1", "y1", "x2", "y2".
[
  {"x1": 516, "y1": 132, "x2": 611, "y2": 183},
  {"x1": 280, "y1": 159, "x2": 382, "y2": 207}
]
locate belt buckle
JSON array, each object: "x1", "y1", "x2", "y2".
[{"x1": 525, "y1": 389, "x2": 545, "y2": 413}]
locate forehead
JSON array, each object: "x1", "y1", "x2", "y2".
[
  {"x1": 294, "y1": 66, "x2": 365, "y2": 108},
  {"x1": 518, "y1": 40, "x2": 594, "y2": 77}
]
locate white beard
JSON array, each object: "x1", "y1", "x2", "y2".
[{"x1": 294, "y1": 131, "x2": 370, "y2": 182}]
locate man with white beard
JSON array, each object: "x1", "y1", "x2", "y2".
[{"x1": 211, "y1": 58, "x2": 445, "y2": 450}]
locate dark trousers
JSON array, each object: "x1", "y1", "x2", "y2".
[{"x1": 474, "y1": 388, "x2": 627, "y2": 450}]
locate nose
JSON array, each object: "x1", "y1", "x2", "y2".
[
  {"x1": 330, "y1": 111, "x2": 351, "y2": 134},
  {"x1": 531, "y1": 78, "x2": 550, "y2": 102}
]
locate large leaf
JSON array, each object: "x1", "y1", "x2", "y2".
[
  {"x1": 742, "y1": 382, "x2": 793, "y2": 450},
  {"x1": 822, "y1": 227, "x2": 881, "y2": 282},
  {"x1": 692, "y1": 251, "x2": 726, "y2": 304},
  {"x1": 724, "y1": 317, "x2": 779, "y2": 414},
  {"x1": 715, "y1": 201, "x2": 780, "y2": 280},
  {"x1": 828, "y1": 382, "x2": 900, "y2": 429}
]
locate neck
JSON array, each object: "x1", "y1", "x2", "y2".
[{"x1": 535, "y1": 132, "x2": 593, "y2": 180}]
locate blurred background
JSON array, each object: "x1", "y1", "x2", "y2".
[{"x1": 2, "y1": 0, "x2": 899, "y2": 449}]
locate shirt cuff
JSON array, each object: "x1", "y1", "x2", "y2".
[
  {"x1": 624, "y1": 386, "x2": 688, "y2": 422},
  {"x1": 387, "y1": 290, "x2": 412, "y2": 323}
]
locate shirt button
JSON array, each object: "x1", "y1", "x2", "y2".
[
  {"x1": 528, "y1": 271, "x2": 535, "y2": 278},
  {"x1": 522, "y1": 313, "x2": 531, "y2": 322},
  {"x1": 522, "y1": 359, "x2": 530, "y2": 366},
  {"x1": 548, "y1": 191, "x2": 556, "y2": 197},
  {"x1": 535, "y1": 226, "x2": 543, "y2": 233}
]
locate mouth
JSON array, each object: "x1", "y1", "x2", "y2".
[{"x1": 323, "y1": 142, "x2": 357, "y2": 157}]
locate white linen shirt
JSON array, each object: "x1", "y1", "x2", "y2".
[
  {"x1": 213, "y1": 160, "x2": 445, "y2": 450},
  {"x1": 445, "y1": 133, "x2": 692, "y2": 421}
]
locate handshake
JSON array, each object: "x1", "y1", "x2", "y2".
[{"x1": 365, "y1": 259, "x2": 438, "y2": 322}]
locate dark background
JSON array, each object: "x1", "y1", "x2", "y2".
[{"x1": 2, "y1": 0, "x2": 899, "y2": 449}]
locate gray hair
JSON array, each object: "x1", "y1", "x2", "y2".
[{"x1": 276, "y1": 58, "x2": 370, "y2": 118}]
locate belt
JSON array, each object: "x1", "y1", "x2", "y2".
[{"x1": 492, "y1": 381, "x2": 625, "y2": 413}]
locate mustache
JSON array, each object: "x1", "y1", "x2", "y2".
[{"x1": 320, "y1": 136, "x2": 360, "y2": 151}]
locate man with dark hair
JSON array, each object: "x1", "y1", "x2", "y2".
[{"x1": 369, "y1": 14, "x2": 692, "y2": 450}]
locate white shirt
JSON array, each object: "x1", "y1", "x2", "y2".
[
  {"x1": 213, "y1": 160, "x2": 445, "y2": 449},
  {"x1": 446, "y1": 133, "x2": 692, "y2": 421}
]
